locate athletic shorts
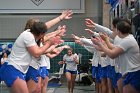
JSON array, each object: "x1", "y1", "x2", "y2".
[
  {"x1": 0, "y1": 62, "x2": 25, "y2": 87},
  {"x1": 26, "y1": 66, "x2": 40, "y2": 83},
  {"x1": 96, "y1": 64, "x2": 101, "y2": 83},
  {"x1": 65, "y1": 69, "x2": 77, "y2": 74},
  {"x1": 39, "y1": 67, "x2": 49, "y2": 79},
  {"x1": 92, "y1": 66, "x2": 98, "y2": 78},
  {"x1": 112, "y1": 72, "x2": 122, "y2": 88},
  {"x1": 107, "y1": 65, "x2": 115, "y2": 79},
  {"x1": 100, "y1": 66, "x2": 108, "y2": 79},
  {"x1": 123, "y1": 70, "x2": 140, "y2": 92}
]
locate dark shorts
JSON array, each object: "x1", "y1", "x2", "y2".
[{"x1": 65, "y1": 69, "x2": 77, "y2": 74}]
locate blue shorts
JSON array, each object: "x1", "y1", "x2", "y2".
[
  {"x1": 100, "y1": 66, "x2": 108, "y2": 79},
  {"x1": 107, "y1": 65, "x2": 115, "y2": 79},
  {"x1": 96, "y1": 64, "x2": 101, "y2": 83},
  {"x1": 112, "y1": 72, "x2": 122, "y2": 88},
  {"x1": 65, "y1": 69, "x2": 77, "y2": 74},
  {"x1": 39, "y1": 67, "x2": 49, "y2": 79},
  {"x1": 0, "y1": 63, "x2": 25, "y2": 87},
  {"x1": 92, "y1": 66, "x2": 98, "y2": 78},
  {"x1": 123, "y1": 70, "x2": 140, "y2": 92},
  {"x1": 26, "y1": 66, "x2": 40, "y2": 83}
]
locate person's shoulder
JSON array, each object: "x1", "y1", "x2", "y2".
[
  {"x1": 64, "y1": 54, "x2": 67, "y2": 57},
  {"x1": 22, "y1": 29, "x2": 34, "y2": 38},
  {"x1": 22, "y1": 29, "x2": 31, "y2": 34},
  {"x1": 74, "y1": 53, "x2": 78, "y2": 55}
]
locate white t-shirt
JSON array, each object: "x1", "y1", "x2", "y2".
[
  {"x1": 80, "y1": 38, "x2": 102, "y2": 67},
  {"x1": 94, "y1": 24, "x2": 119, "y2": 70},
  {"x1": 29, "y1": 55, "x2": 50, "y2": 70},
  {"x1": 40, "y1": 55, "x2": 50, "y2": 69},
  {"x1": 29, "y1": 43, "x2": 50, "y2": 70},
  {"x1": 1, "y1": 58, "x2": 8, "y2": 64},
  {"x1": 29, "y1": 56, "x2": 41, "y2": 70},
  {"x1": 63, "y1": 53, "x2": 79, "y2": 71},
  {"x1": 7, "y1": 29, "x2": 37, "y2": 74},
  {"x1": 115, "y1": 34, "x2": 140, "y2": 75},
  {"x1": 84, "y1": 45, "x2": 99, "y2": 67}
]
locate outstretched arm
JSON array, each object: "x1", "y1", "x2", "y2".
[
  {"x1": 45, "y1": 10, "x2": 73, "y2": 29},
  {"x1": 85, "y1": 19, "x2": 113, "y2": 38}
]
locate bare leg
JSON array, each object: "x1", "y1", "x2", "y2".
[
  {"x1": 114, "y1": 87, "x2": 120, "y2": 93},
  {"x1": 117, "y1": 78, "x2": 123, "y2": 93},
  {"x1": 26, "y1": 77, "x2": 41, "y2": 93},
  {"x1": 10, "y1": 77, "x2": 29, "y2": 93},
  {"x1": 101, "y1": 78, "x2": 107, "y2": 93},
  {"x1": 98, "y1": 83, "x2": 102, "y2": 93},
  {"x1": 107, "y1": 78, "x2": 113, "y2": 93},
  {"x1": 123, "y1": 84, "x2": 139, "y2": 93},
  {"x1": 65, "y1": 72, "x2": 72, "y2": 93},
  {"x1": 71, "y1": 74, "x2": 76, "y2": 93},
  {"x1": 41, "y1": 76, "x2": 49, "y2": 93}
]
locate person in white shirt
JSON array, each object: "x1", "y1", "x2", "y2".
[
  {"x1": 39, "y1": 44, "x2": 70, "y2": 93},
  {"x1": 72, "y1": 34, "x2": 109, "y2": 93},
  {"x1": 23, "y1": 10, "x2": 73, "y2": 93},
  {"x1": 1, "y1": 52, "x2": 8, "y2": 65},
  {"x1": 85, "y1": 18, "x2": 123, "y2": 93},
  {"x1": 0, "y1": 22, "x2": 62, "y2": 93},
  {"x1": 59, "y1": 48, "x2": 79, "y2": 93},
  {"x1": 92, "y1": 20, "x2": 140, "y2": 93}
]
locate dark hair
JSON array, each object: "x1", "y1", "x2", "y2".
[
  {"x1": 116, "y1": 20, "x2": 131, "y2": 34},
  {"x1": 122, "y1": 18, "x2": 131, "y2": 26},
  {"x1": 30, "y1": 22, "x2": 47, "y2": 36},
  {"x1": 112, "y1": 17, "x2": 123, "y2": 28}
]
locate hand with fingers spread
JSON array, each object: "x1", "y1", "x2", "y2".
[
  {"x1": 85, "y1": 19, "x2": 96, "y2": 28},
  {"x1": 85, "y1": 29, "x2": 95, "y2": 34},
  {"x1": 59, "y1": 10, "x2": 73, "y2": 20}
]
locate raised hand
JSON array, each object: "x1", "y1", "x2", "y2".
[
  {"x1": 85, "y1": 19, "x2": 95, "y2": 28},
  {"x1": 85, "y1": 29, "x2": 95, "y2": 34},
  {"x1": 60, "y1": 10, "x2": 73, "y2": 20}
]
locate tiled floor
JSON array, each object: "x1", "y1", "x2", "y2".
[
  {"x1": 0, "y1": 83, "x2": 96, "y2": 93},
  {"x1": 0, "y1": 74, "x2": 95, "y2": 93}
]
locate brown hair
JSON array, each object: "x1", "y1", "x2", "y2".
[{"x1": 24, "y1": 18, "x2": 39, "y2": 30}]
